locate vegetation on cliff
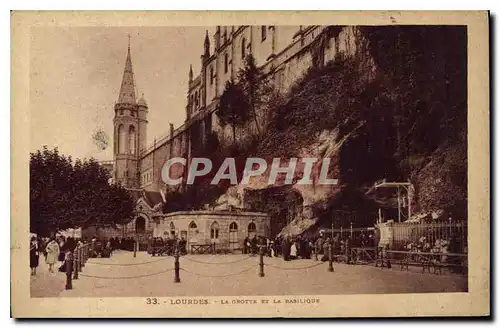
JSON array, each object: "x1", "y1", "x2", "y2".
[
  {"x1": 166, "y1": 26, "x2": 468, "y2": 221},
  {"x1": 258, "y1": 26, "x2": 467, "y2": 218}
]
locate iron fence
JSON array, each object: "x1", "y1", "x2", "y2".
[
  {"x1": 390, "y1": 221, "x2": 467, "y2": 253},
  {"x1": 321, "y1": 221, "x2": 467, "y2": 253},
  {"x1": 324, "y1": 227, "x2": 378, "y2": 247}
]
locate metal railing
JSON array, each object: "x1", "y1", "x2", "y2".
[
  {"x1": 323, "y1": 221, "x2": 467, "y2": 253},
  {"x1": 390, "y1": 221, "x2": 467, "y2": 253}
]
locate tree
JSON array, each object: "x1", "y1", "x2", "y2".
[
  {"x1": 70, "y1": 158, "x2": 136, "y2": 230},
  {"x1": 238, "y1": 55, "x2": 272, "y2": 137},
  {"x1": 30, "y1": 147, "x2": 75, "y2": 236},
  {"x1": 216, "y1": 80, "x2": 249, "y2": 145},
  {"x1": 30, "y1": 147, "x2": 136, "y2": 236}
]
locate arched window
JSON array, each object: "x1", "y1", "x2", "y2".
[
  {"x1": 224, "y1": 53, "x2": 229, "y2": 73},
  {"x1": 170, "y1": 222, "x2": 176, "y2": 237},
  {"x1": 210, "y1": 221, "x2": 219, "y2": 240},
  {"x1": 135, "y1": 217, "x2": 145, "y2": 234},
  {"x1": 229, "y1": 222, "x2": 238, "y2": 250},
  {"x1": 248, "y1": 222, "x2": 256, "y2": 237},
  {"x1": 241, "y1": 37, "x2": 246, "y2": 60},
  {"x1": 129, "y1": 125, "x2": 136, "y2": 155},
  {"x1": 195, "y1": 91, "x2": 199, "y2": 108},
  {"x1": 261, "y1": 25, "x2": 267, "y2": 41},
  {"x1": 188, "y1": 221, "x2": 198, "y2": 240},
  {"x1": 210, "y1": 66, "x2": 214, "y2": 85},
  {"x1": 118, "y1": 124, "x2": 126, "y2": 154}
]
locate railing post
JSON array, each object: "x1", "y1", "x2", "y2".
[
  {"x1": 174, "y1": 245, "x2": 181, "y2": 283},
  {"x1": 328, "y1": 244, "x2": 334, "y2": 272},
  {"x1": 385, "y1": 247, "x2": 392, "y2": 269},
  {"x1": 81, "y1": 245, "x2": 85, "y2": 264},
  {"x1": 259, "y1": 246, "x2": 265, "y2": 277},
  {"x1": 80, "y1": 245, "x2": 85, "y2": 269},
  {"x1": 65, "y1": 251, "x2": 73, "y2": 290},
  {"x1": 73, "y1": 247, "x2": 79, "y2": 280},
  {"x1": 84, "y1": 244, "x2": 88, "y2": 264},
  {"x1": 78, "y1": 246, "x2": 83, "y2": 272}
]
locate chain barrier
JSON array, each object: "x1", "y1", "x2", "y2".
[
  {"x1": 63, "y1": 244, "x2": 335, "y2": 289},
  {"x1": 79, "y1": 268, "x2": 175, "y2": 280},
  {"x1": 181, "y1": 255, "x2": 254, "y2": 265},
  {"x1": 87, "y1": 257, "x2": 171, "y2": 266},
  {"x1": 180, "y1": 266, "x2": 257, "y2": 278},
  {"x1": 264, "y1": 261, "x2": 327, "y2": 271}
]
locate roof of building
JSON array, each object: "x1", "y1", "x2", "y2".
[
  {"x1": 143, "y1": 191, "x2": 163, "y2": 208},
  {"x1": 117, "y1": 43, "x2": 137, "y2": 104},
  {"x1": 129, "y1": 190, "x2": 164, "y2": 209}
]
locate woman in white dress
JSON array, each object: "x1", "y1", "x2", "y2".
[{"x1": 44, "y1": 238, "x2": 60, "y2": 273}]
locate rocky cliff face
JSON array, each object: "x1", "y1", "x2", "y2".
[
  {"x1": 412, "y1": 143, "x2": 467, "y2": 219},
  {"x1": 211, "y1": 25, "x2": 467, "y2": 235}
]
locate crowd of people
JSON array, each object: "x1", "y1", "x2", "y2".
[
  {"x1": 29, "y1": 235, "x2": 142, "y2": 275},
  {"x1": 30, "y1": 235, "x2": 84, "y2": 275},
  {"x1": 241, "y1": 232, "x2": 375, "y2": 263},
  {"x1": 30, "y1": 229, "x2": 464, "y2": 277},
  {"x1": 403, "y1": 235, "x2": 465, "y2": 273},
  {"x1": 105, "y1": 237, "x2": 136, "y2": 252},
  {"x1": 149, "y1": 236, "x2": 187, "y2": 256}
]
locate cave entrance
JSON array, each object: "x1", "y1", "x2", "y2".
[
  {"x1": 243, "y1": 186, "x2": 304, "y2": 238},
  {"x1": 313, "y1": 188, "x2": 379, "y2": 233}
]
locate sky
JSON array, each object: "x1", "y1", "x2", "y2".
[{"x1": 29, "y1": 26, "x2": 297, "y2": 162}]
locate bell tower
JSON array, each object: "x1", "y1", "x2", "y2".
[{"x1": 113, "y1": 35, "x2": 147, "y2": 188}]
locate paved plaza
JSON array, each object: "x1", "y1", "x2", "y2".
[{"x1": 31, "y1": 250, "x2": 468, "y2": 298}]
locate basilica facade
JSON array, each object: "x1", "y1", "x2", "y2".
[{"x1": 108, "y1": 25, "x2": 360, "y2": 242}]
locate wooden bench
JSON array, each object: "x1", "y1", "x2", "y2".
[{"x1": 386, "y1": 250, "x2": 467, "y2": 275}]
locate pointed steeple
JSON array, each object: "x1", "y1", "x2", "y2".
[
  {"x1": 189, "y1": 64, "x2": 193, "y2": 82},
  {"x1": 138, "y1": 93, "x2": 148, "y2": 107},
  {"x1": 117, "y1": 34, "x2": 136, "y2": 104},
  {"x1": 203, "y1": 30, "x2": 210, "y2": 58}
]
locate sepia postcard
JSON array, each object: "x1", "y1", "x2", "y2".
[{"x1": 11, "y1": 11, "x2": 489, "y2": 318}]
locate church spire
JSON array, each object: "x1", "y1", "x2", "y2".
[
  {"x1": 117, "y1": 34, "x2": 136, "y2": 104},
  {"x1": 203, "y1": 30, "x2": 210, "y2": 58}
]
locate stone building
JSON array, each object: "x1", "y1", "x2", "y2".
[
  {"x1": 151, "y1": 210, "x2": 270, "y2": 251},
  {"x1": 104, "y1": 25, "x2": 361, "y2": 240}
]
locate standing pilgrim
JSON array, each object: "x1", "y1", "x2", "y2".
[
  {"x1": 283, "y1": 236, "x2": 291, "y2": 261},
  {"x1": 290, "y1": 240, "x2": 298, "y2": 260},
  {"x1": 44, "y1": 238, "x2": 60, "y2": 273},
  {"x1": 243, "y1": 237, "x2": 249, "y2": 254},
  {"x1": 29, "y1": 237, "x2": 39, "y2": 275}
]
